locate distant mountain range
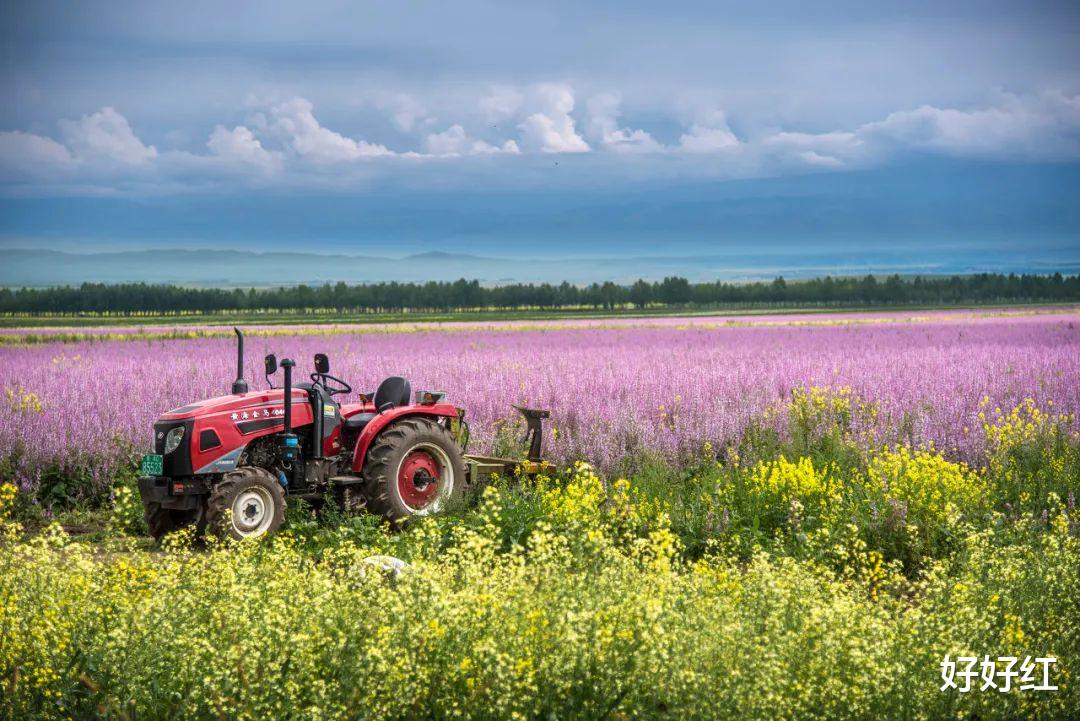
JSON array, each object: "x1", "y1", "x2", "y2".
[
  {"x1": 2, "y1": 247, "x2": 1077, "y2": 288},
  {"x1": 2, "y1": 160, "x2": 1077, "y2": 286}
]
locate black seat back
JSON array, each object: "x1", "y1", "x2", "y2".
[{"x1": 373, "y1": 376, "x2": 411, "y2": 412}]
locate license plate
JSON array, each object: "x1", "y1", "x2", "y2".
[{"x1": 141, "y1": 453, "x2": 163, "y2": 476}]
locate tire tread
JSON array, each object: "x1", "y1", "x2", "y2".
[
  {"x1": 363, "y1": 418, "x2": 465, "y2": 523},
  {"x1": 206, "y1": 466, "x2": 286, "y2": 539}
]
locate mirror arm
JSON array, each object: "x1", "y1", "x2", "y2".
[{"x1": 263, "y1": 353, "x2": 279, "y2": 389}]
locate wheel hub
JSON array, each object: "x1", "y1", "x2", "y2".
[
  {"x1": 232, "y1": 487, "x2": 273, "y2": 535},
  {"x1": 412, "y1": 468, "x2": 435, "y2": 490},
  {"x1": 398, "y1": 450, "x2": 441, "y2": 509}
]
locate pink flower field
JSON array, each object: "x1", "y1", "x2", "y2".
[{"x1": 1, "y1": 308, "x2": 1078, "y2": 498}]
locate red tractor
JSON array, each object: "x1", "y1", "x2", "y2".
[{"x1": 137, "y1": 329, "x2": 549, "y2": 540}]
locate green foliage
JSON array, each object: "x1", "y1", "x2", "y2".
[
  {"x1": 106, "y1": 479, "x2": 147, "y2": 537},
  {"x1": 1, "y1": 496, "x2": 1076, "y2": 719},
  {"x1": 1, "y1": 397, "x2": 1077, "y2": 719},
  {"x1": 2, "y1": 272, "x2": 1077, "y2": 317},
  {"x1": 981, "y1": 398, "x2": 1080, "y2": 516}
]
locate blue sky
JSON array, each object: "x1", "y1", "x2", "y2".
[{"x1": 0, "y1": 1, "x2": 1078, "y2": 267}]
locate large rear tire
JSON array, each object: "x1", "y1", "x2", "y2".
[
  {"x1": 363, "y1": 417, "x2": 466, "y2": 524},
  {"x1": 206, "y1": 467, "x2": 286, "y2": 540}
]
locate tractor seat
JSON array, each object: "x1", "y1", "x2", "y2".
[
  {"x1": 343, "y1": 377, "x2": 411, "y2": 433},
  {"x1": 373, "y1": 376, "x2": 411, "y2": 412}
]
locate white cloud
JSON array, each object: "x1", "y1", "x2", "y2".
[
  {"x1": 678, "y1": 110, "x2": 739, "y2": 153},
  {"x1": 518, "y1": 84, "x2": 589, "y2": 153},
  {"x1": 268, "y1": 97, "x2": 393, "y2": 163},
  {"x1": 58, "y1": 107, "x2": 157, "y2": 165},
  {"x1": 479, "y1": 85, "x2": 524, "y2": 122},
  {"x1": 586, "y1": 94, "x2": 662, "y2": 153},
  {"x1": 2, "y1": 88, "x2": 1078, "y2": 196},
  {"x1": 765, "y1": 131, "x2": 861, "y2": 153},
  {"x1": 519, "y1": 113, "x2": 589, "y2": 153},
  {"x1": 0, "y1": 130, "x2": 75, "y2": 172},
  {"x1": 377, "y1": 93, "x2": 430, "y2": 132},
  {"x1": 476, "y1": 139, "x2": 521, "y2": 155},
  {"x1": 795, "y1": 150, "x2": 845, "y2": 168},
  {"x1": 760, "y1": 130, "x2": 864, "y2": 168},
  {"x1": 207, "y1": 125, "x2": 283, "y2": 173},
  {"x1": 857, "y1": 92, "x2": 1080, "y2": 158},
  {"x1": 425, "y1": 124, "x2": 468, "y2": 155},
  {"x1": 751, "y1": 92, "x2": 1080, "y2": 168},
  {"x1": 425, "y1": 124, "x2": 519, "y2": 156}
]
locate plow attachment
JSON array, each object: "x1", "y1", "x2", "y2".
[{"x1": 464, "y1": 406, "x2": 554, "y2": 483}]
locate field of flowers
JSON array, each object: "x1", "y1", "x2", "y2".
[
  {"x1": 1, "y1": 307, "x2": 1078, "y2": 505},
  {"x1": 1, "y1": 307, "x2": 1079, "y2": 719}
]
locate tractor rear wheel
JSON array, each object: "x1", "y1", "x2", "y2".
[
  {"x1": 363, "y1": 417, "x2": 466, "y2": 523},
  {"x1": 206, "y1": 467, "x2": 286, "y2": 540}
]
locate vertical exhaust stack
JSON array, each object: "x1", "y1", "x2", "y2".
[
  {"x1": 279, "y1": 358, "x2": 299, "y2": 464},
  {"x1": 231, "y1": 327, "x2": 249, "y2": 395},
  {"x1": 281, "y1": 359, "x2": 294, "y2": 435}
]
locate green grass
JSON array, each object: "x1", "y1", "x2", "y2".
[{"x1": 2, "y1": 299, "x2": 1077, "y2": 329}]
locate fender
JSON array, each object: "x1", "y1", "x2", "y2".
[{"x1": 350, "y1": 403, "x2": 460, "y2": 473}]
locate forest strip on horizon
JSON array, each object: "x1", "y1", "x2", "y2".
[{"x1": 1, "y1": 272, "x2": 1078, "y2": 317}]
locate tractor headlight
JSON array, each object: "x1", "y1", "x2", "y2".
[{"x1": 163, "y1": 426, "x2": 186, "y2": 455}]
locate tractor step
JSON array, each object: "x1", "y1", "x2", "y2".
[{"x1": 329, "y1": 474, "x2": 366, "y2": 487}]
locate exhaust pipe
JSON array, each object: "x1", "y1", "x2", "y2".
[
  {"x1": 281, "y1": 358, "x2": 294, "y2": 434},
  {"x1": 279, "y1": 358, "x2": 299, "y2": 463},
  {"x1": 231, "y1": 327, "x2": 249, "y2": 395}
]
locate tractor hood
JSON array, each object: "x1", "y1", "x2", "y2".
[
  {"x1": 155, "y1": 388, "x2": 316, "y2": 476},
  {"x1": 159, "y1": 389, "x2": 310, "y2": 421}
]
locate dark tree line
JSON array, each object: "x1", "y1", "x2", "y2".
[{"x1": 1, "y1": 273, "x2": 1077, "y2": 316}]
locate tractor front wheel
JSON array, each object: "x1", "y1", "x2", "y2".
[
  {"x1": 143, "y1": 501, "x2": 197, "y2": 541},
  {"x1": 363, "y1": 418, "x2": 466, "y2": 523},
  {"x1": 206, "y1": 467, "x2": 286, "y2": 540}
]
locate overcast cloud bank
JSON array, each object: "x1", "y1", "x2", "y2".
[{"x1": 2, "y1": 86, "x2": 1078, "y2": 196}]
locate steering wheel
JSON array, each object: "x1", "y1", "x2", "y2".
[{"x1": 311, "y1": 373, "x2": 353, "y2": 396}]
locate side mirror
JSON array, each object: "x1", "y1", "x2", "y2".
[
  {"x1": 314, "y1": 353, "x2": 330, "y2": 375},
  {"x1": 264, "y1": 353, "x2": 278, "y2": 376}
]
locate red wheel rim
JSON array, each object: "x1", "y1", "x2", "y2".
[{"x1": 397, "y1": 449, "x2": 441, "y2": 509}]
